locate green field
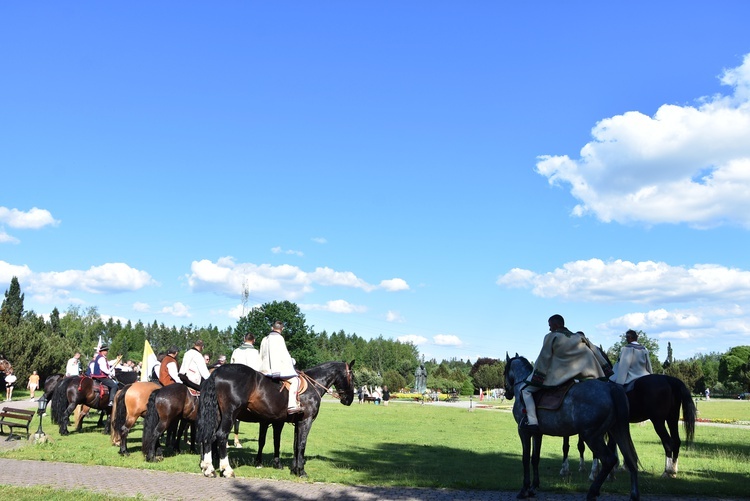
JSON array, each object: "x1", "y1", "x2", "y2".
[{"x1": 2, "y1": 397, "x2": 749, "y2": 498}]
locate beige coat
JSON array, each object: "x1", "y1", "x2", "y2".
[
  {"x1": 528, "y1": 328, "x2": 610, "y2": 387},
  {"x1": 611, "y1": 342, "x2": 652, "y2": 385}
]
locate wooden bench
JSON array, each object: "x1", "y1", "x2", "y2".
[
  {"x1": 0, "y1": 406, "x2": 36, "y2": 441},
  {"x1": 363, "y1": 396, "x2": 379, "y2": 404},
  {"x1": 447, "y1": 393, "x2": 460, "y2": 403}
]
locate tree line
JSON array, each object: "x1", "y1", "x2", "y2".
[{"x1": 2, "y1": 276, "x2": 749, "y2": 397}]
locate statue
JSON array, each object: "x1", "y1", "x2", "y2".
[{"x1": 414, "y1": 363, "x2": 427, "y2": 394}]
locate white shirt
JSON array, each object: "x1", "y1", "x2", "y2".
[
  {"x1": 66, "y1": 357, "x2": 81, "y2": 377},
  {"x1": 231, "y1": 343, "x2": 261, "y2": 370},
  {"x1": 179, "y1": 348, "x2": 211, "y2": 386},
  {"x1": 259, "y1": 331, "x2": 296, "y2": 377}
]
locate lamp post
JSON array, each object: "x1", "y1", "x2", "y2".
[{"x1": 35, "y1": 394, "x2": 48, "y2": 437}]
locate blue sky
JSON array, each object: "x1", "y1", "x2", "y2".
[{"x1": 2, "y1": 2, "x2": 750, "y2": 364}]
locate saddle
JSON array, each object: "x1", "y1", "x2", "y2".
[
  {"x1": 278, "y1": 375, "x2": 308, "y2": 395},
  {"x1": 79, "y1": 376, "x2": 110, "y2": 403},
  {"x1": 533, "y1": 380, "x2": 575, "y2": 411}
]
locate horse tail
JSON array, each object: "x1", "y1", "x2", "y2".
[
  {"x1": 610, "y1": 383, "x2": 640, "y2": 470},
  {"x1": 196, "y1": 372, "x2": 219, "y2": 447},
  {"x1": 111, "y1": 384, "x2": 129, "y2": 444},
  {"x1": 50, "y1": 377, "x2": 70, "y2": 424},
  {"x1": 141, "y1": 389, "x2": 161, "y2": 456},
  {"x1": 676, "y1": 378, "x2": 696, "y2": 446}
]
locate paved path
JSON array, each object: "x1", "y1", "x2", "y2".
[{"x1": 0, "y1": 397, "x2": 741, "y2": 500}]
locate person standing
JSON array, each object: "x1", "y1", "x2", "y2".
[
  {"x1": 27, "y1": 370, "x2": 40, "y2": 400},
  {"x1": 259, "y1": 320, "x2": 302, "y2": 414},
  {"x1": 91, "y1": 345, "x2": 118, "y2": 407},
  {"x1": 66, "y1": 352, "x2": 81, "y2": 377},
  {"x1": 610, "y1": 329, "x2": 653, "y2": 386},
  {"x1": 4, "y1": 369, "x2": 17, "y2": 401},
  {"x1": 231, "y1": 333, "x2": 261, "y2": 370},
  {"x1": 159, "y1": 346, "x2": 182, "y2": 386},
  {"x1": 521, "y1": 314, "x2": 613, "y2": 433},
  {"x1": 179, "y1": 340, "x2": 211, "y2": 392},
  {"x1": 382, "y1": 385, "x2": 391, "y2": 406}
]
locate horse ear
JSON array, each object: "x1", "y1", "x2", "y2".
[
  {"x1": 515, "y1": 352, "x2": 519, "y2": 358},
  {"x1": 505, "y1": 352, "x2": 510, "y2": 363},
  {"x1": 349, "y1": 360, "x2": 355, "y2": 369}
]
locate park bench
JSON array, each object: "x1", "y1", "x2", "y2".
[
  {"x1": 363, "y1": 396, "x2": 379, "y2": 404},
  {"x1": 0, "y1": 406, "x2": 36, "y2": 441},
  {"x1": 447, "y1": 393, "x2": 459, "y2": 403}
]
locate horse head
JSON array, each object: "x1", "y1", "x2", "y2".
[
  {"x1": 504, "y1": 352, "x2": 531, "y2": 400},
  {"x1": 333, "y1": 360, "x2": 356, "y2": 405}
]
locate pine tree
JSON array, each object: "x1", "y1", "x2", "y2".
[{"x1": 0, "y1": 276, "x2": 25, "y2": 327}]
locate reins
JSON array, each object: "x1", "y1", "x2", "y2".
[{"x1": 299, "y1": 362, "x2": 352, "y2": 400}]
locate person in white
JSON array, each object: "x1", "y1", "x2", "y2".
[
  {"x1": 610, "y1": 329, "x2": 653, "y2": 386},
  {"x1": 259, "y1": 321, "x2": 302, "y2": 414},
  {"x1": 66, "y1": 352, "x2": 81, "y2": 377},
  {"x1": 179, "y1": 340, "x2": 211, "y2": 392},
  {"x1": 231, "y1": 332, "x2": 261, "y2": 370}
]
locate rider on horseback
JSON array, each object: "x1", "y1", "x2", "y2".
[
  {"x1": 259, "y1": 320, "x2": 303, "y2": 414},
  {"x1": 159, "y1": 346, "x2": 182, "y2": 386},
  {"x1": 521, "y1": 315, "x2": 613, "y2": 433},
  {"x1": 610, "y1": 329, "x2": 652, "y2": 387},
  {"x1": 179, "y1": 340, "x2": 210, "y2": 392},
  {"x1": 91, "y1": 345, "x2": 118, "y2": 407}
]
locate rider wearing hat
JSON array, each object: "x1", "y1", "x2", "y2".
[{"x1": 91, "y1": 345, "x2": 118, "y2": 407}]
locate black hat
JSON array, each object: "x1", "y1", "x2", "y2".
[{"x1": 99, "y1": 345, "x2": 109, "y2": 352}]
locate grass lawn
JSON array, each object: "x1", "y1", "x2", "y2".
[{"x1": 1, "y1": 396, "x2": 749, "y2": 498}]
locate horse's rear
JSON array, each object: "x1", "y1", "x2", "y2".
[
  {"x1": 142, "y1": 384, "x2": 197, "y2": 461},
  {"x1": 112, "y1": 381, "x2": 161, "y2": 454},
  {"x1": 630, "y1": 374, "x2": 695, "y2": 477}
]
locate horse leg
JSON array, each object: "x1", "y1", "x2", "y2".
[
  {"x1": 255, "y1": 422, "x2": 269, "y2": 468},
  {"x1": 516, "y1": 430, "x2": 534, "y2": 499},
  {"x1": 272, "y1": 422, "x2": 283, "y2": 470},
  {"x1": 651, "y1": 419, "x2": 676, "y2": 478},
  {"x1": 577, "y1": 435, "x2": 587, "y2": 473},
  {"x1": 216, "y1": 413, "x2": 235, "y2": 477},
  {"x1": 531, "y1": 434, "x2": 542, "y2": 493},
  {"x1": 584, "y1": 437, "x2": 618, "y2": 501},
  {"x1": 233, "y1": 419, "x2": 242, "y2": 448},
  {"x1": 560, "y1": 435, "x2": 571, "y2": 477},
  {"x1": 119, "y1": 413, "x2": 138, "y2": 456},
  {"x1": 60, "y1": 402, "x2": 78, "y2": 435}
]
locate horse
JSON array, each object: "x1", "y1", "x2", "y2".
[
  {"x1": 50, "y1": 376, "x2": 120, "y2": 435},
  {"x1": 111, "y1": 381, "x2": 162, "y2": 455},
  {"x1": 561, "y1": 373, "x2": 696, "y2": 479},
  {"x1": 504, "y1": 354, "x2": 639, "y2": 501},
  {"x1": 197, "y1": 360, "x2": 355, "y2": 478},
  {"x1": 141, "y1": 383, "x2": 199, "y2": 462},
  {"x1": 43, "y1": 374, "x2": 64, "y2": 402}
]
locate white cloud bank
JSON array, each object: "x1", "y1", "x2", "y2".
[
  {"x1": 0, "y1": 207, "x2": 59, "y2": 244},
  {"x1": 187, "y1": 257, "x2": 409, "y2": 300},
  {"x1": 301, "y1": 300, "x2": 368, "y2": 314},
  {"x1": 536, "y1": 53, "x2": 750, "y2": 229},
  {"x1": 498, "y1": 258, "x2": 750, "y2": 304}
]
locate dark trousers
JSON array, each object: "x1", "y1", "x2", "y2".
[{"x1": 96, "y1": 378, "x2": 119, "y2": 404}]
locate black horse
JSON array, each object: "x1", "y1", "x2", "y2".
[
  {"x1": 43, "y1": 373, "x2": 64, "y2": 402},
  {"x1": 505, "y1": 354, "x2": 639, "y2": 501},
  {"x1": 197, "y1": 360, "x2": 355, "y2": 478},
  {"x1": 141, "y1": 383, "x2": 199, "y2": 462},
  {"x1": 562, "y1": 373, "x2": 696, "y2": 479},
  {"x1": 50, "y1": 376, "x2": 121, "y2": 435}
]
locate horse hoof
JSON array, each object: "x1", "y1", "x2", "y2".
[{"x1": 119, "y1": 451, "x2": 130, "y2": 457}]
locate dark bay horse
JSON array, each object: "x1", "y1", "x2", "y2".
[
  {"x1": 141, "y1": 383, "x2": 199, "y2": 462},
  {"x1": 43, "y1": 374, "x2": 64, "y2": 402},
  {"x1": 197, "y1": 360, "x2": 355, "y2": 478},
  {"x1": 50, "y1": 376, "x2": 120, "y2": 435},
  {"x1": 562, "y1": 373, "x2": 696, "y2": 479},
  {"x1": 505, "y1": 354, "x2": 639, "y2": 501},
  {"x1": 111, "y1": 381, "x2": 162, "y2": 455}
]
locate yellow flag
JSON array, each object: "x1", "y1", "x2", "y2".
[{"x1": 141, "y1": 340, "x2": 156, "y2": 382}]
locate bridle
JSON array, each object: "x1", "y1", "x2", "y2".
[{"x1": 300, "y1": 362, "x2": 352, "y2": 400}]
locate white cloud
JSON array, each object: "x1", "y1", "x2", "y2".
[
  {"x1": 271, "y1": 246, "x2": 304, "y2": 257},
  {"x1": 386, "y1": 310, "x2": 404, "y2": 322},
  {"x1": 434, "y1": 334, "x2": 462, "y2": 346},
  {"x1": 536, "y1": 53, "x2": 750, "y2": 229},
  {"x1": 309, "y1": 267, "x2": 376, "y2": 291},
  {"x1": 161, "y1": 302, "x2": 191, "y2": 317},
  {"x1": 379, "y1": 278, "x2": 410, "y2": 292},
  {"x1": 497, "y1": 258, "x2": 750, "y2": 304},
  {"x1": 398, "y1": 334, "x2": 428, "y2": 345},
  {"x1": 0, "y1": 261, "x2": 33, "y2": 284},
  {"x1": 36, "y1": 263, "x2": 157, "y2": 294},
  {"x1": 0, "y1": 207, "x2": 59, "y2": 229},
  {"x1": 132, "y1": 302, "x2": 151, "y2": 313},
  {"x1": 0, "y1": 231, "x2": 20, "y2": 244},
  {"x1": 312, "y1": 237, "x2": 327, "y2": 244},
  {"x1": 301, "y1": 300, "x2": 367, "y2": 314}
]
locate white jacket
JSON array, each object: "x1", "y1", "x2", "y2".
[
  {"x1": 259, "y1": 332, "x2": 296, "y2": 378},
  {"x1": 231, "y1": 343, "x2": 261, "y2": 370},
  {"x1": 179, "y1": 348, "x2": 211, "y2": 386}
]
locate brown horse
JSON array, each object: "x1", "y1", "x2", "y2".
[
  {"x1": 141, "y1": 383, "x2": 199, "y2": 462},
  {"x1": 50, "y1": 376, "x2": 121, "y2": 435},
  {"x1": 111, "y1": 381, "x2": 162, "y2": 455}
]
